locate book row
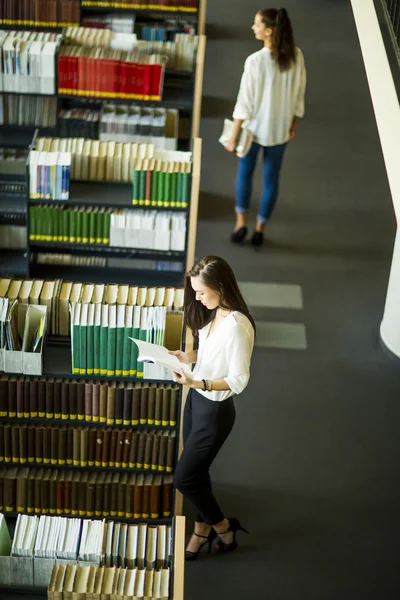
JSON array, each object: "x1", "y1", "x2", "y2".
[
  {"x1": 0, "y1": 30, "x2": 61, "y2": 95},
  {"x1": 29, "y1": 150, "x2": 72, "y2": 201},
  {"x1": 7, "y1": 515, "x2": 173, "y2": 569},
  {"x1": 0, "y1": 378, "x2": 180, "y2": 426},
  {"x1": 0, "y1": 94, "x2": 57, "y2": 127},
  {"x1": 35, "y1": 137, "x2": 192, "y2": 186},
  {"x1": 0, "y1": 224, "x2": 26, "y2": 250},
  {"x1": 48, "y1": 563, "x2": 170, "y2": 600},
  {"x1": 81, "y1": 1, "x2": 198, "y2": 10},
  {"x1": 0, "y1": 467, "x2": 173, "y2": 518},
  {"x1": 0, "y1": 278, "x2": 184, "y2": 337},
  {"x1": 29, "y1": 207, "x2": 187, "y2": 253},
  {"x1": 59, "y1": 108, "x2": 99, "y2": 140},
  {"x1": 33, "y1": 253, "x2": 183, "y2": 274},
  {"x1": 0, "y1": 425, "x2": 176, "y2": 472},
  {"x1": 0, "y1": 0, "x2": 80, "y2": 27}
]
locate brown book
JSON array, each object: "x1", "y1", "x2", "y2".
[
  {"x1": 86, "y1": 473, "x2": 97, "y2": 517},
  {"x1": 95, "y1": 429, "x2": 103, "y2": 467},
  {"x1": 106, "y1": 384, "x2": 116, "y2": 425},
  {"x1": 162, "y1": 475, "x2": 173, "y2": 517},
  {"x1": 19, "y1": 425, "x2": 27, "y2": 464},
  {"x1": 56, "y1": 470, "x2": 65, "y2": 515},
  {"x1": 35, "y1": 426, "x2": 44, "y2": 463},
  {"x1": 131, "y1": 384, "x2": 141, "y2": 425},
  {"x1": 0, "y1": 377, "x2": 7, "y2": 416},
  {"x1": 54, "y1": 379, "x2": 62, "y2": 419},
  {"x1": 38, "y1": 379, "x2": 46, "y2": 418},
  {"x1": 133, "y1": 473, "x2": 144, "y2": 519},
  {"x1": 58, "y1": 427, "x2": 67, "y2": 465},
  {"x1": 170, "y1": 386, "x2": 179, "y2": 425},
  {"x1": 71, "y1": 472, "x2": 80, "y2": 516},
  {"x1": 16, "y1": 378, "x2": 24, "y2": 418},
  {"x1": 122, "y1": 430, "x2": 132, "y2": 468},
  {"x1": 142, "y1": 474, "x2": 152, "y2": 518},
  {"x1": 136, "y1": 432, "x2": 146, "y2": 469},
  {"x1": 46, "y1": 379, "x2": 55, "y2": 419},
  {"x1": 42, "y1": 468, "x2": 51, "y2": 514},
  {"x1": 161, "y1": 385, "x2": 171, "y2": 426},
  {"x1": 27, "y1": 469, "x2": 36, "y2": 514},
  {"x1": 125, "y1": 474, "x2": 135, "y2": 518},
  {"x1": 69, "y1": 381, "x2": 78, "y2": 420},
  {"x1": 73, "y1": 428, "x2": 81, "y2": 466},
  {"x1": 30, "y1": 378, "x2": 38, "y2": 418},
  {"x1": 129, "y1": 431, "x2": 139, "y2": 468},
  {"x1": 115, "y1": 384, "x2": 124, "y2": 425},
  {"x1": 66, "y1": 427, "x2": 73, "y2": 465},
  {"x1": 166, "y1": 431, "x2": 176, "y2": 473},
  {"x1": 158, "y1": 431, "x2": 168, "y2": 473},
  {"x1": 95, "y1": 472, "x2": 105, "y2": 517},
  {"x1": 79, "y1": 471, "x2": 89, "y2": 516},
  {"x1": 0, "y1": 425, "x2": 3, "y2": 462},
  {"x1": 42, "y1": 426, "x2": 51, "y2": 465},
  {"x1": 11, "y1": 425, "x2": 20, "y2": 464},
  {"x1": 150, "y1": 474, "x2": 162, "y2": 519},
  {"x1": 144, "y1": 432, "x2": 153, "y2": 470},
  {"x1": 80, "y1": 428, "x2": 89, "y2": 467},
  {"x1": 0, "y1": 467, "x2": 5, "y2": 511},
  {"x1": 61, "y1": 381, "x2": 69, "y2": 420},
  {"x1": 85, "y1": 383, "x2": 93, "y2": 422},
  {"x1": 4, "y1": 467, "x2": 18, "y2": 512},
  {"x1": 7, "y1": 377, "x2": 17, "y2": 417},
  {"x1": 88, "y1": 428, "x2": 96, "y2": 466},
  {"x1": 148, "y1": 385, "x2": 156, "y2": 425},
  {"x1": 103, "y1": 473, "x2": 112, "y2": 517},
  {"x1": 77, "y1": 381, "x2": 85, "y2": 421},
  {"x1": 101, "y1": 429, "x2": 111, "y2": 467},
  {"x1": 140, "y1": 384, "x2": 149, "y2": 425},
  {"x1": 49, "y1": 470, "x2": 58, "y2": 514},
  {"x1": 109, "y1": 429, "x2": 118, "y2": 467},
  {"x1": 34, "y1": 468, "x2": 44, "y2": 514},
  {"x1": 24, "y1": 380, "x2": 30, "y2": 418},
  {"x1": 155, "y1": 386, "x2": 163, "y2": 426},
  {"x1": 16, "y1": 467, "x2": 29, "y2": 513},
  {"x1": 123, "y1": 385, "x2": 132, "y2": 426},
  {"x1": 118, "y1": 473, "x2": 128, "y2": 517},
  {"x1": 63, "y1": 470, "x2": 73, "y2": 515},
  {"x1": 50, "y1": 427, "x2": 58, "y2": 465},
  {"x1": 99, "y1": 383, "x2": 108, "y2": 424},
  {"x1": 92, "y1": 382, "x2": 100, "y2": 423},
  {"x1": 27, "y1": 426, "x2": 35, "y2": 463},
  {"x1": 4, "y1": 424, "x2": 11, "y2": 463},
  {"x1": 151, "y1": 431, "x2": 161, "y2": 471},
  {"x1": 114, "y1": 429, "x2": 124, "y2": 468},
  {"x1": 110, "y1": 473, "x2": 119, "y2": 517}
]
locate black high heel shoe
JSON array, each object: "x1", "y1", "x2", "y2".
[
  {"x1": 215, "y1": 517, "x2": 249, "y2": 554},
  {"x1": 250, "y1": 231, "x2": 264, "y2": 248},
  {"x1": 231, "y1": 226, "x2": 248, "y2": 244},
  {"x1": 185, "y1": 529, "x2": 217, "y2": 561}
]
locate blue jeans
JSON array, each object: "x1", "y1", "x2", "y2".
[{"x1": 235, "y1": 142, "x2": 288, "y2": 224}]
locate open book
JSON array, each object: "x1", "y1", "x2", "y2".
[{"x1": 129, "y1": 338, "x2": 192, "y2": 375}]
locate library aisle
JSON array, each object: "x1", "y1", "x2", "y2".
[{"x1": 185, "y1": 0, "x2": 400, "y2": 599}]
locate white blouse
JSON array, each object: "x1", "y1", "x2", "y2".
[
  {"x1": 232, "y1": 46, "x2": 306, "y2": 147},
  {"x1": 192, "y1": 311, "x2": 254, "y2": 402}
]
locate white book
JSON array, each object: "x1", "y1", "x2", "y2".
[
  {"x1": 137, "y1": 524, "x2": 147, "y2": 570},
  {"x1": 145, "y1": 526, "x2": 157, "y2": 569},
  {"x1": 160, "y1": 568, "x2": 170, "y2": 600},
  {"x1": 126, "y1": 524, "x2": 138, "y2": 570},
  {"x1": 156, "y1": 525, "x2": 166, "y2": 569}
]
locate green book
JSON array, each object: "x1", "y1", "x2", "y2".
[
  {"x1": 157, "y1": 170, "x2": 165, "y2": 207},
  {"x1": 29, "y1": 206, "x2": 36, "y2": 241},
  {"x1": 71, "y1": 303, "x2": 81, "y2": 375},
  {"x1": 132, "y1": 169, "x2": 140, "y2": 205},
  {"x1": 176, "y1": 172, "x2": 183, "y2": 208},
  {"x1": 151, "y1": 170, "x2": 159, "y2": 207},
  {"x1": 70, "y1": 208, "x2": 77, "y2": 242},
  {"x1": 62, "y1": 209, "x2": 69, "y2": 242},
  {"x1": 79, "y1": 302, "x2": 88, "y2": 375},
  {"x1": 103, "y1": 211, "x2": 111, "y2": 245},
  {"x1": 164, "y1": 170, "x2": 171, "y2": 208},
  {"x1": 115, "y1": 304, "x2": 125, "y2": 376},
  {"x1": 99, "y1": 303, "x2": 109, "y2": 376},
  {"x1": 122, "y1": 305, "x2": 133, "y2": 377},
  {"x1": 96, "y1": 211, "x2": 104, "y2": 244},
  {"x1": 76, "y1": 209, "x2": 83, "y2": 243},
  {"x1": 138, "y1": 170, "x2": 146, "y2": 206},
  {"x1": 130, "y1": 306, "x2": 141, "y2": 376},
  {"x1": 93, "y1": 303, "x2": 102, "y2": 375},
  {"x1": 170, "y1": 171, "x2": 177, "y2": 208},
  {"x1": 182, "y1": 171, "x2": 190, "y2": 208},
  {"x1": 89, "y1": 211, "x2": 96, "y2": 244},
  {"x1": 106, "y1": 304, "x2": 117, "y2": 377},
  {"x1": 86, "y1": 303, "x2": 95, "y2": 376},
  {"x1": 136, "y1": 307, "x2": 148, "y2": 379},
  {"x1": 82, "y1": 210, "x2": 90, "y2": 244}
]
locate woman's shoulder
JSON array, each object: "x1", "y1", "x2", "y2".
[
  {"x1": 244, "y1": 48, "x2": 268, "y2": 67},
  {"x1": 295, "y1": 46, "x2": 305, "y2": 62},
  {"x1": 229, "y1": 312, "x2": 254, "y2": 336}
]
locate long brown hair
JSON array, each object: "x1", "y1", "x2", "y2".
[
  {"x1": 259, "y1": 7, "x2": 296, "y2": 71},
  {"x1": 184, "y1": 255, "x2": 256, "y2": 337}
]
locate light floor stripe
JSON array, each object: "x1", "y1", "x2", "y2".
[
  {"x1": 239, "y1": 282, "x2": 303, "y2": 309},
  {"x1": 254, "y1": 321, "x2": 307, "y2": 350}
]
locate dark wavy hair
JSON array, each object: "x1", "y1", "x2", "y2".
[
  {"x1": 184, "y1": 255, "x2": 256, "y2": 337},
  {"x1": 259, "y1": 7, "x2": 296, "y2": 71}
]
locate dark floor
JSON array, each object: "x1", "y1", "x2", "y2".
[{"x1": 184, "y1": 0, "x2": 400, "y2": 598}]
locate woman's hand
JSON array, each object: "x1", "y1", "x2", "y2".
[
  {"x1": 172, "y1": 369, "x2": 193, "y2": 387},
  {"x1": 168, "y1": 350, "x2": 190, "y2": 364},
  {"x1": 225, "y1": 137, "x2": 237, "y2": 153}
]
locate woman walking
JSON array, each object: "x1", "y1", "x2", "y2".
[
  {"x1": 169, "y1": 255, "x2": 255, "y2": 559},
  {"x1": 226, "y1": 7, "x2": 306, "y2": 247}
]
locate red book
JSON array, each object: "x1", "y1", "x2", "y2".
[
  {"x1": 58, "y1": 54, "x2": 67, "y2": 93},
  {"x1": 149, "y1": 63, "x2": 164, "y2": 100},
  {"x1": 77, "y1": 54, "x2": 86, "y2": 96},
  {"x1": 119, "y1": 61, "x2": 128, "y2": 98},
  {"x1": 133, "y1": 62, "x2": 148, "y2": 100}
]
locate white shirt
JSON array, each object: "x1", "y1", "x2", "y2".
[
  {"x1": 232, "y1": 47, "x2": 306, "y2": 147},
  {"x1": 192, "y1": 311, "x2": 254, "y2": 402}
]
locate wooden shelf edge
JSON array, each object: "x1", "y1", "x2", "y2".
[{"x1": 173, "y1": 515, "x2": 185, "y2": 600}]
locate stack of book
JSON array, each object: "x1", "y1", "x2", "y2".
[
  {"x1": 29, "y1": 151, "x2": 72, "y2": 201},
  {"x1": 0, "y1": 378, "x2": 180, "y2": 426},
  {"x1": 0, "y1": 31, "x2": 62, "y2": 95},
  {"x1": 34, "y1": 137, "x2": 192, "y2": 186},
  {"x1": 81, "y1": 0, "x2": 198, "y2": 11},
  {"x1": 0, "y1": 95, "x2": 57, "y2": 128},
  {"x1": 0, "y1": 222, "x2": 26, "y2": 250},
  {"x1": 0, "y1": 0, "x2": 80, "y2": 27},
  {"x1": 102, "y1": 522, "x2": 171, "y2": 569},
  {"x1": 58, "y1": 108, "x2": 100, "y2": 140},
  {"x1": 0, "y1": 467, "x2": 173, "y2": 518},
  {"x1": 29, "y1": 206, "x2": 187, "y2": 252},
  {"x1": 135, "y1": 35, "x2": 198, "y2": 72}
]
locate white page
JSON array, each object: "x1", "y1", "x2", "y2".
[{"x1": 128, "y1": 338, "x2": 191, "y2": 375}]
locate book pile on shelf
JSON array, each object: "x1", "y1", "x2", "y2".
[
  {"x1": 58, "y1": 108, "x2": 100, "y2": 139},
  {"x1": 0, "y1": 95, "x2": 57, "y2": 128},
  {"x1": 0, "y1": 378, "x2": 179, "y2": 426},
  {"x1": 81, "y1": 13, "x2": 136, "y2": 34},
  {"x1": 33, "y1": 138, "x2": 192, "y2": 195},
  {"x1": 100, "y1": 105, "x2": 179, "y2": 150},
  {"x1": 81, "y1": 0, "x2": 198, "y2": 12},
  {"x1": 29, "y1": 151, "x2": 72, "y2": 201},
  {"x1": 0, "y1": 31, "x2": 62, "y2": 95},
  {"x1": 0, "y1": 468, "x2": 173, "y2": 519},
  {"x1": 135, "y1": 34, "x2": 199, "y2": 72},
  {"x1": 0, "y1": 220, "x2": 26, "y2": 250},
  {"x1": 0, "y1": 148, "x2": 28, "y2": 166},
  {"x1": 138, "y1": 20, "x2": 196, "y2": 40},
  {"x1": 0, "y1": 0, "x2": 80, "y2": 27}
]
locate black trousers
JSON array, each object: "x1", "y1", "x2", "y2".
[{"x1": 174, "y1": 389, "x2": 236, "y2": 525}]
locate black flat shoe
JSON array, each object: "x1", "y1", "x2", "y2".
[
  {"x1": 250, "y1": 231, "x2": 264, "y2": 248},
  {"x1": 231, "y1": 226, "x2": 248, "y2": 244},
  {"x1": 185, "y1": 529, "x2": 217, "y2": 561},
  {"x1": 215, "y1": 517, "x2": 249, "y2": 554}
]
